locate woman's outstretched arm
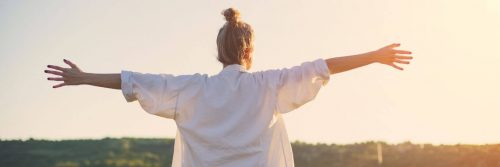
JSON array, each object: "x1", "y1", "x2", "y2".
[
  {"x1": 45, "y1": 59, "x2": 121, "y2": 89},
  {"x1": 326, "y1": 43, "x2": 413, "y2": 74}
]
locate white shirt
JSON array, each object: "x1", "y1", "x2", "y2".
[{"x1": 121, "y1": 59, "x2": 330, "y2": 167}]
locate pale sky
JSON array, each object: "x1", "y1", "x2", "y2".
[{"x1": 1, "y1": 0, "x2": 499, "y2": 144}]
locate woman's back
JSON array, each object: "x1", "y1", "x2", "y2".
[{"x1": 121, "y1": 60, "x2": 330, "y2": 166}]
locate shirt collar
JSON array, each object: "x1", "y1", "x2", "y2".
[{"x1": 220, "y1": 64, "x2": 248, "y2": 74}]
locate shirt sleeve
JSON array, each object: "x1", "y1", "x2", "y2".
[
  {"x1": 121, "y1": 70, "x2": 203, "y2": 119},
  {"x1": 266, "y1": 59, "x2": 331, "y2": 113}
]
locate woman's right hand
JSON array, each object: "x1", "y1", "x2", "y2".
[
  {"x1": 45, "y1": 59, "x2": 86, "y2": 88},
  {"x1": 371, "y1": 43, "x2": 413, "y2": 70}
]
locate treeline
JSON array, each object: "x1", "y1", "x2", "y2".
[{"x1": 1, "y1": 138, "x2": 500, "y2": 167}]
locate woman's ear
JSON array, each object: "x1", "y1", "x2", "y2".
[
  {"x1": 243, "y1": 47, "x2": 253, "y2": 59},
  {"x1": 243, "y1": 47, "x2": 253, "y2": 70}
]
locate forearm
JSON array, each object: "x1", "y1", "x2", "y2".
[
  {"x1": 325, "y1": 43, "x2": 413, "y2": 74},
  {"x1": 325, "y1": 51, "x2": 376, "y2": 74},
  {"x1": 81, "y1": 73, "x2": 121, "y2": 89}
]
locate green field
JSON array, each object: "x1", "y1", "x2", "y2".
[{"x1": 1, "y1": 138, "x2": 499, "y2": 167}]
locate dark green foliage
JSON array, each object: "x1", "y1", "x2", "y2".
[
  {"x1": 1, "y1": 138, "x2": 500, "y2": 167},
  {"x1": 0, "y1": 138, "x2": 174, "y2": 167},
  {"x1": 291, "y1": 141, "x2": 500, "y2": 167}
]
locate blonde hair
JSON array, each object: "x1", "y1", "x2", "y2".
[{"x1": 216, "y1": 8, "x2": 254, "y2": 67}]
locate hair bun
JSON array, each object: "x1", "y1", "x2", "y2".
[{"x1": 222, "y1": 8, "x2": 240, "y2": 23}]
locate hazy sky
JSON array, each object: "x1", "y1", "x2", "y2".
[{"x1": 1, "y1": 0, "x2": 499, "y2": 144}]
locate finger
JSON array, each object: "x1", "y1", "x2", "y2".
[
  {"x1": 394, "y1": 50, "x2": 412, "y2": 54},
  {"x1": 63, "y1": 59, "x2": 78, "y2": 69},
  {"x1": 44, "y1": 70, "x2": 63, "y2": 76},
  {"x1": 385, "y1": 43, "x2": 401, "y2": 48},
  {"x1": 47, "y1": 77, "x2": 64, "y2": 81},
  {"x1": 390, "y1": 63, "x2": 404, "y2": 70},
  {"x1": 53, "y1": 83, "x2": 66, "y2": 88},
  {"x1": 395, "y1": 55, "x2": 413, "y2": 60},
  {"x1": 47, "y1": 65, "x2": 66, "y2": 72},
  {"x1": 395, "y1": 60, "x2": 410, "y2": 64}
]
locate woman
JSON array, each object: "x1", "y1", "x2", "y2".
[{"x1": 45, "y1": 8, "x2": 412, "y2": 167}]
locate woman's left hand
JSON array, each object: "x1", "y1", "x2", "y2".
[{"x1": 372, "y1": 43, "x2": 413, "y2": 70}]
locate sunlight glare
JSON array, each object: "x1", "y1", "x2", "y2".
[{"x1": 486, "y1": 0, "x2": 500, "y2": 15}]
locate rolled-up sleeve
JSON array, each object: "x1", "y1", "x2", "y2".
[
  {"x1": 120, "y1": 70, "x2": 203, "y2": 119},
  {"x1": 269, "y1": 59, "x2": 331, "y2": 113},
  {"x1": 121, "y1": 71, "x2": 137, "y2": 102}
]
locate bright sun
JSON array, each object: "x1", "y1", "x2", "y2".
[{"x1": 486, "y1": 0, "x2": 500, "y2": 15}]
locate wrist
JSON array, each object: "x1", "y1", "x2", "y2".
[
  {"x1": 365, "y1": 51, "x2": 379, "y2": 63},
  {"x1": 78, "y1": 72, "x2": 91, "y2": 85}
]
